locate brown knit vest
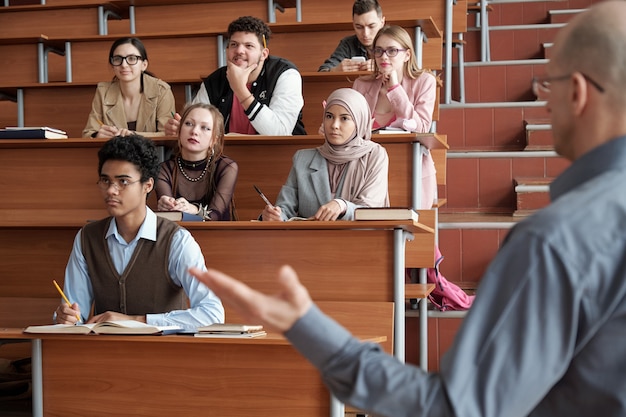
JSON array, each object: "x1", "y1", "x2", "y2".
[{"x1": 82, "y1": 216, "x2": 187, "y2": 316}]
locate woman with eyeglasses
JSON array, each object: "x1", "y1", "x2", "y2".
[
  {"x1": 353, "y1": 25, "x2": 437, "y2": 209},
  {"x1": 82, "y1": 37, "x2": 175, "y2": 138}
]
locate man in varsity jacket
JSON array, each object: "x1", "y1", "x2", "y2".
[{"x1": 166, "y1": 16, "x2": 306, "y2": 136}]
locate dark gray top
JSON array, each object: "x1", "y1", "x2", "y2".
[{"x1": 318, "y1": 35, "x2": 369, "y2": 72}]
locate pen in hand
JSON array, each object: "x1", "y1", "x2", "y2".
[
  {"x1": 53, "y1": 279, "x2": 82, "y2": 323},
  {"x1": 253, "y1": 185, "x2": 274, "y2": 208}
]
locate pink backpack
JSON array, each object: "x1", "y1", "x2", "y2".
[{"x1": 426, "y1": 247, "x2": 475, "y2": 311}]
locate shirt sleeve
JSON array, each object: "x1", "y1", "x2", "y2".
[
  {"x1": 318, "y1": 38, "x2": 352, "y2": 71},
  {"x1": 155, "y1": 160, "x2": 174, "y2": 202},
  {"x1": 439, "y1": 226, "x2": 582, "y2": 417},
  {"x1": 82, "y1": 87, "x2": 106, "y2": 138},
  {"x1": 150, "y1": 83, "x2": 176, "y2": 136},
  {"x1": 63, "y1": 229, "x2": 94, "y2": 323},
  {"x1": 146, "y1": 228, "x2": 225, "y2": 329},
  {"x1": 247, "y1": 68, "x2": 304, "y2": 136},
  {"x1": 388, "y1": 73, "x2": 437, "y2": 133},
  {"x1": 192, "y1": 83, "x2": 211, "y2": 105},
  {"x1": 285, "y1": 304, "x2": 453, "y2": 417},
  {"x1": 208, "y1": 158, "x2": 238, "y2": 220}
]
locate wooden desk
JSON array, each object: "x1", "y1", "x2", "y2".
[
  {"x1": 0, "y1": 300, "x2": 391, "y2": 417},
  {"x1": 222, "y1": 133, "x2": 448, "y2": 222},
  {"x1": 0, "y1": 133, "x2": 447, "y2": 219},
  {"x1": 0, "y1": 212, "x2": 434, "y2": 358},
  {"x1": 0, "y1": 331, "x2": 386, "y2": 417}
]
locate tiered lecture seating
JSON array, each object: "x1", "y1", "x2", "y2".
[{"x1": 0, "y1": 0, "x2": 466, "y2": 389}]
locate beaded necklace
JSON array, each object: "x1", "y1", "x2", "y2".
[{"x1": 177, "y1": 153, "x2": 212, "y2": 182}]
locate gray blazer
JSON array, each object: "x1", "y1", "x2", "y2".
[{"x1": 275, "y1": 147, "x2": 389, "y2": 220}]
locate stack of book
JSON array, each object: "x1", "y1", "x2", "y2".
[
  {"x1": 194, "y1": 323, "x2": 266, "y2": 338},
  {"x1": 0, "y1": 127, "x2": 68, "y2": 139}
]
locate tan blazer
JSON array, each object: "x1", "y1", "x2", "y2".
[{"x1": 82, "y1": 74, "x2": 175, "y2": 138}]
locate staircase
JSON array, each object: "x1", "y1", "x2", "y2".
[{"x1": 409, "y1": 0, "x2": 601, "y2": 370}]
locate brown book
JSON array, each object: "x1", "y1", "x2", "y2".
[{"x1": 354, "y1": 207, "x2": 419, "y2": 221}]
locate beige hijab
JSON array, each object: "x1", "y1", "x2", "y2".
[{"x1": 317, "y1": 88, "x2": 377, "y2": 200}]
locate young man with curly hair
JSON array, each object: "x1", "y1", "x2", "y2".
[
  {"x1": 55, "y1": 134, "x2": 224, "y2": 330},
  {"x1": 166, "y1": 16, "x2": 306, "y2": 136}
]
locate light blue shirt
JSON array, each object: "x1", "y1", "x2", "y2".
[
  {"x1": 64, "y1": 208, "x2": 224, "y2": 329},
  {"x1": 286, "y1": 136, "x2": 626, "y2": 417}
]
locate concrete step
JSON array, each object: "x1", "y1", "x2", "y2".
[
  {"x1": 514, "y1": 176, "x2": 553, "y2": 216},
  {"x1": 542, "y1": 42, "x2": 554, "y2": 59},
  {"x1": 439, "y1": 101, "x2": 549, "y2": 151},
  {"x1": 451, "y1": 59, "x2": 548, "y2": 104},
  {"x1": 437, "y1": 213, "x2": 521, "y2": 291},
  {"x1": 486, "y1": 23, "x2": 564, "y2": 61},
  {"x1": 525, "y1": 120, "x2": 553, "y2": 150},
  {"x1": 549, "y1": 8, "x2": 588, "y2": 23},
  {"x1": 443, "y1": 150, "x2": 568, "y2": 213}
]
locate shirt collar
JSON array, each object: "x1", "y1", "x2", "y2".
[
  {"x1": 550, "y1": 135, "x2": 626, "y2": 202},
  {"x1": 105, "y1": 207, "x2": 158, "y2": 244}
]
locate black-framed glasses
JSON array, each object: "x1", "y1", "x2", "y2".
[
  {"x1": 96, "y1": 177, "x2": 141, "y2": 191},
  {"x1": 532, "y1": 72, "x2": 605, "y2": 97},
  {"x1": 109, "y1": 55, "x2": 143, "y2": 66},
  {"x1": 372, "y1": 47, "x2": 408, "y2": 58}
]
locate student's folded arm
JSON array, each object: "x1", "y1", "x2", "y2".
[
  {"x1": 388, "y1": 73, "x2": 437, "y2": 133},
  {"x1": 208, "y1": 158, "x2": 239, "y2": 220},
  {"x1": 248, "y1": 69, "x2": 304, "y2": 136},
  {"x1": 155, "y1": 84, "x2": 176, "y2": 135},
  {"x1": 83, "y1": 92, "x2": 106, "y2": 138}
]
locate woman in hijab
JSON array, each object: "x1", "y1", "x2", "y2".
[{"x1": 262, "y1": 88, "x2": 389, "y2": 221}]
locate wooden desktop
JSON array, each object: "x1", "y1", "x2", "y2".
[{"x1": 0, "y1": 300, "x2": 391, "y2": 417}]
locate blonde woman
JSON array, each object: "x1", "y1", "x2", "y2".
[
  {"x1": 156, "y1": 103, "x2": 238, "y2": 221},
  {"x1": 353, "y1": 25, "x2": 437, "y2": 209}
]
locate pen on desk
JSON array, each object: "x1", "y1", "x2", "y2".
[
  {"x1": 52, "y1": 280, "x2": 82, "y2": 323},
  {"x1": 253, "y1": 185, "x2": 273, "y2": 207}
]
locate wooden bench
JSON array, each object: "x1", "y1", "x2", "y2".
[
  {"x1": 0, "y1": 15, "x2": 441, "y2": 88},
  {"x1": 0, "y1": 133, "x2": 447, "y2": 217},
  {"x1": 0, "y1": 70, "x2": 441, "y2": 137},
  {"x1": 0, "y1": 81, "x2": 190, "y2": 133}
]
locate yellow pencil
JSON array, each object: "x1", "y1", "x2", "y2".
[
  {"x1": 262, "y1": 34, "x2": 267, "y2": 49},
  {"x1": 97, "y1": 119, "x2": 104, "y2": 126},
  {"x1": 53, "y1": 280, "x2": 82, "y2": 323}
]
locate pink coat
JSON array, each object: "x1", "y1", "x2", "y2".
[{"x1": 353, "y1": 72, "x2": 438, "y2": 209}]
